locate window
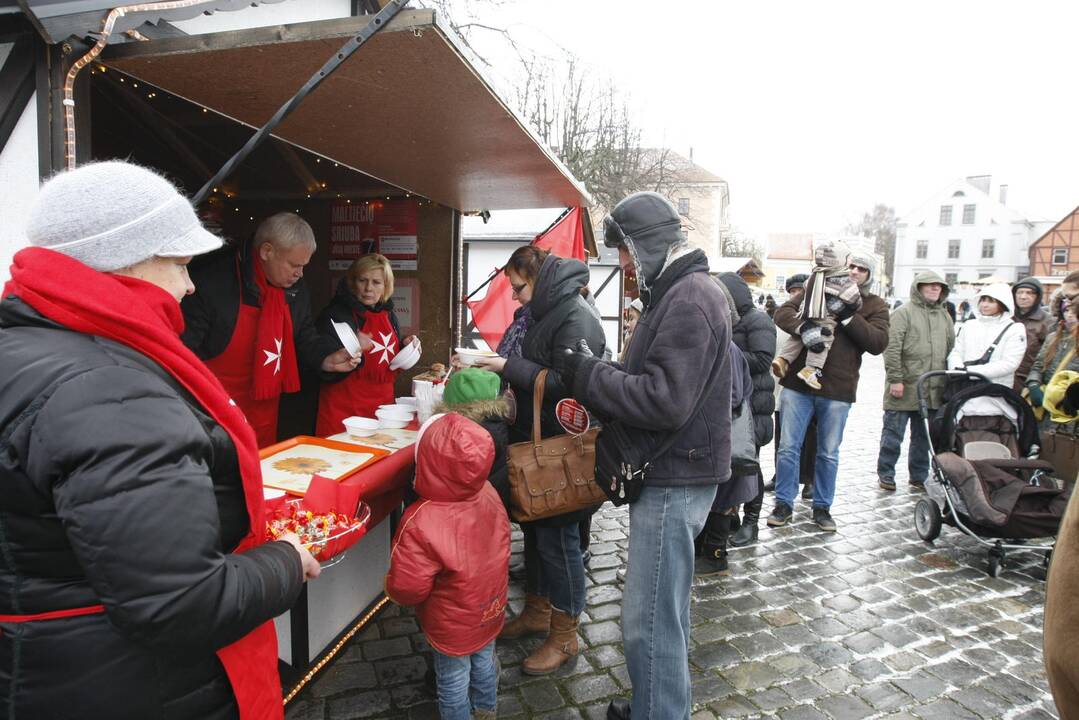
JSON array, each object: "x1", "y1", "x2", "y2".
[
  {"x1": 978, "y1": 271, "x2": 994, "y2": 280},
  {"x1": 963, "y1": 204, "x2": 976, "y2": 224},
  {"x1": 940, "y1": 205, "x2": 953, "y2": 225},
  {"x1": 678, "y1": 198, "x2": 690, "y2": 215},
  {"x1": 775, "y1": 275, "x2": 786, "y2": 291},
  {"x1": 948, "y1": 239, "x2": 960, "y2": 259},
  {"x1": 915, "y1": 240, "x2": 928, "y2": 259},
  {"x1": 981, "y1": 239, "x2": 995, "y2": 259},
  {"x1": 952, "y1": 191, "x2": 966, "y2": 197},
  {"x1": 1053, "y1": 248, "x2": 1069, "y2": 265},
  {"x1": 679, "y1": 229, "x2": 689, "y2": 241},
  {"x1": 945, "y1": 272, "x2": 959, "y2": 286}
]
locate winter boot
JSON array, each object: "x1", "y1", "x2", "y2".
[
  {"x1": 771, "y1": 357, "x2": 789, "y2": 379},
  {"x1": 521, "y1": 609, "x2": 579, "y2": 675},
  {"x1": 694, "y1": 512, "x2": 731, "y2": 576},
  {"x1": 797, "y1": 366, "x2": 822, "y2": 390},
  {"x1": 499, "y1": 593, "x2": 551, "y2": 640},
  {"x1": 731, "y1": 499, "x2": 761, "y2": 548}
]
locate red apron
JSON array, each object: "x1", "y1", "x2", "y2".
[
  {"x1": 206, "y1": 304, "x2": 280, "y2": 448},
  {"x1": 316, "y1": 309, "x2": 398, "y2": 436}
]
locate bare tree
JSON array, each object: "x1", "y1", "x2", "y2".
[{"x1": 848, "y1": 204, "x2": 897, "y2": 287}]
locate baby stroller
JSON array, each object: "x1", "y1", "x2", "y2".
[{"x1": 913, "y1": 370, "x2": 1071, "y2": 576}]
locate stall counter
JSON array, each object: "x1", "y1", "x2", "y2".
[{"x1": 271, "y1": 427, "x2": 418, "y2": 691}]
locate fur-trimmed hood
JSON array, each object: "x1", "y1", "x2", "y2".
[{"x1": 435, "y1": 397, "x2": 511, "y2": 424}]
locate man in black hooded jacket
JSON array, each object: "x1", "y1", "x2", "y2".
[{"x1": 560, "y1": 192, "x2": 732, "y2": 720}]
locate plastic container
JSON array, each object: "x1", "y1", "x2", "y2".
[{"x1": 375, "y1": 407, "x2": 412, "y2": 429}]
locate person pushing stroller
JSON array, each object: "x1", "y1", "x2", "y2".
[{"x1": 771, "y1": 241, "x2": 860, "y2": 390}]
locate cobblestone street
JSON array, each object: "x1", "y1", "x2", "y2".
[{"x1": 287, "y1": 354, "x2": 1060, "y2": 720}]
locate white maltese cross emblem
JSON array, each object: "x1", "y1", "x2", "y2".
[
  {"x1": 369, "y1": 332, "x2": 397, "y2": 365},
  {"x1": 263, "y1": 337, "x2": 283, "y2": 375}
]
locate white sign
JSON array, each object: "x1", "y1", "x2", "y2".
[
  {"x1": 390, "y1": 260, "x2": 418, "y2": 271},
  {"x1": 380, "y1": 234, "x2": 418, "y2": 257}
]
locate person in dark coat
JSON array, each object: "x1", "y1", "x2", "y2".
[
  {"x1": 466, "y1": 246, "x2": 606, "y2": 676},
  {"x1": 695, "y1": 342, "x2": 758, "y2": 575},
  {"x1": 559, "y1": 192, "x2": 732, "y2": 720},
  {"x1": 181, "y1": 213, "x2": 356, "y2": 446},
  {"x1": 0, "y1": 162, "x2": 318, "y2": 720},
  {"x1": 1012, "y1": 277, "x2": 1056, "y2": 392},
  {"x1": 710, "y1": 272, "x2": 776, "y2": 549}
]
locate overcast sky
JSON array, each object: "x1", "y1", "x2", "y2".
[{"x1": 455, "y1": 0, "x2": 1079, "y2": 240}]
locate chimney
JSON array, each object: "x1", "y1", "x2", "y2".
[
  {"x1": 999, "y1": 184, "x2": 1008, "y2": 206},
  {"x1": 966, "y1": 174, "x2": 991, "y2": 195}
]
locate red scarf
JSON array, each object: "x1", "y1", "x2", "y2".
[
  {"x1": 5, "y1": 248, "x2": 284, "y2": 720},
  {"x1": 252, "y1": 258, "x2": 300, "y2": 400}
]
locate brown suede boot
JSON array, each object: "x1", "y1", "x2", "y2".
[
  {"x1": 521, "y1": 609, "x2": 579, "y2": 675},
  {"x1": 498, "y1": 593, "x2": 550, "y2": 640}
]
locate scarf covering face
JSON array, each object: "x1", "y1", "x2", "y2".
[
  {"x1": 5, "y1": 247, "x2": 284, "y2": 720},
  {"x1": 252, "y1": 258, "x2": 300, "y2": 400}
]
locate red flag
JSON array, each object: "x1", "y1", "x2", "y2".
[{"x1": 467, "y1": 208, "x2": 587, "y2": 350}]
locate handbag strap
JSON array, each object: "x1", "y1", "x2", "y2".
[
  {"x1": 969, "y1": 324, "x2": 1015, "y2": 366},
  {"x1": 531, "y1": 368, "x2": 548, "y2": 446}
]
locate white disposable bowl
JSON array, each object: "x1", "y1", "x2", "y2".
[
  {"x1": 343, "y1": 416, "x2": 380, "y2": 438},
  {"x1": 395, "y1": 397, "x2": 417, "y2": 407},
  {"x1": 455, "y1": 347, "x2": 499, "y2": 366},
  {"x1": 379, "y1": 403, "x2": 417, "y2": 418},
  {"x1": 375, "y1": 407, "x2": 412, "y2": 429},
  {"x1": 389, "y1": 340, "x2": 421, "y2": 371}
]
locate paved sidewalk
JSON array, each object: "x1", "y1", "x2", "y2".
[{"x1": 287, "y1": 354, "x2": 1060, "y2": 719}]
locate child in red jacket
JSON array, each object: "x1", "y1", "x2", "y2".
[{"x1": 385, "y1": 413, "x2": 510, "y2": 720}]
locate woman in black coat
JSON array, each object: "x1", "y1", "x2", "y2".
[
  {"x1": 715, "y1": 273, "x2": 777, "y2": 547},
  {"x1": 467, "y1": 246, "x2": 606, "y2": 676},
  {"x1": 0, "y1": 162, "x2": 318, "y2": 720}
]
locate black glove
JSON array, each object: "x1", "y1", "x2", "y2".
[{"x1": 560, "y1": 339, "x2": 599, "y2": 395}]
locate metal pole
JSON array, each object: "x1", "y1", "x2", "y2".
[{"x1": 192, "y1": 0, "x2": 410, "y2": 205}]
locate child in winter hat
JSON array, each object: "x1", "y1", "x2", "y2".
[
  {"x1": 772, "y1": 241, "x2": 861, "y2": 390},
  {"x1": 385, "y1": 413, "x2": 509, "y2": 720},
  {"x1": 436, "y1": 368, "x2": 512, "y2": 508}
]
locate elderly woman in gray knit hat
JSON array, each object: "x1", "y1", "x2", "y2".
[{"x1": 0, "y1": 161, "x2": 319, "y2": 720}]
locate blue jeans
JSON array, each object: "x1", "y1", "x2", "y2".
[
  {"x1": 876, "y1": 410, "x2": 931, "y2": 483},
  {"x1": 431, "y1": 640, "x2": 498, "y2": 720},
  {"x1": 775, "y1": 388, "x2": 852, "y2": 508},
  {"x1": 526, "y1": 522, "x2": 586, "y2": 616},
  {"x1": 624, "y1": 484, "x2": 716, "y2": 720}
]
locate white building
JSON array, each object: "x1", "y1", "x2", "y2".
[{"x1": 894, "y1": 175, "x2": 1053, "y2": 301}]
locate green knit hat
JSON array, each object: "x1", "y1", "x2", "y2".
[{"x1": 443, "y1": 368, "x2": 501, "y2": 406}]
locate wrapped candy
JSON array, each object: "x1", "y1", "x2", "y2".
[{"x1": 264, "y1": 474, "x2": 370, "y2": 562}]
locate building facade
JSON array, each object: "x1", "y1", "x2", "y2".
[
  {"x1": 1028, "y1": 206, "x2": 1079, "y2": 295},
  {"x1": 655, "y1": 151, "x2": 730, "y2": 268},
  {"x1": 894, "y1": 175, "x2": 1053, "y2": 301}
]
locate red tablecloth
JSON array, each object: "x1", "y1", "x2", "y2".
[{"x1": 340, "y1": 444, "x2": 414, "y2": 527}]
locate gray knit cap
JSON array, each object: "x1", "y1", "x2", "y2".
[{"x1": 25, "y1": 161, "x2": 222, "y2": 272}]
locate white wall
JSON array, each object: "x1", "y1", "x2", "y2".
[
  {"x1": 169, "y1": 0, "x2": 351, "y2": 34},
  {"x1": 0, "y1": 95, "x2": 40, "y2": 282}
]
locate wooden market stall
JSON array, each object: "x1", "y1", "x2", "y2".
[{"x1": 25, "y1": 5, "x2": 590, "y2": 695}]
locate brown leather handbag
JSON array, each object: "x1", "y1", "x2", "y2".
[{"x1": 507, "y1": 369, "x2": 605, "y2": 522}]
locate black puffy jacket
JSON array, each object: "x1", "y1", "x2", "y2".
[
  {"x1": 0, "y1": 297, "x2": 303, "y2": 720},
  {"x1": 502, "y1": 255, "x2": 606, "y2": 525},
  {"x1": 716, "y1": 273, "x2": 777, "y2": 446}
]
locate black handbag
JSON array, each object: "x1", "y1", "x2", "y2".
[{"x1": 593, "y1": 421, "x2": 676, "y2": 506}]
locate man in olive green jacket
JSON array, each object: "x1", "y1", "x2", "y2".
[{"x1": 877, "y1": 271, "x2": 954, "y2": 490}]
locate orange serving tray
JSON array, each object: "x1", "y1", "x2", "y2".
[{"x1": 260, "y1": 436, "x2": 391, "y2": 496}]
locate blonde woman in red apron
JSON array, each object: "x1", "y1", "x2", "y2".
[{"x1": 316, "y1": 254, "x2": 416, "y2": 435}]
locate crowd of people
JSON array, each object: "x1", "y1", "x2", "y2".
[{"x1": 3, "y1": 161, "x2": 1079, "y2": 719}]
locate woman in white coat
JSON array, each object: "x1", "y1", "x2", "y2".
[{"x1": 947, "y1": 282, "x2": 1027, "y2": 420}]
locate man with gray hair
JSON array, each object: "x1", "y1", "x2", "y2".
[{"x1": 182, "y1": 212, "x2": 357, "y2": 446}]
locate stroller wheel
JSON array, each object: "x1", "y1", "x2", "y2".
[{"x1": 914, "y1": 498, "x2": 942, "y2": 542}]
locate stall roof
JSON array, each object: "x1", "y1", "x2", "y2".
[{"x1": 102, "y1": 9, "x2": 590, "y2": 212}]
